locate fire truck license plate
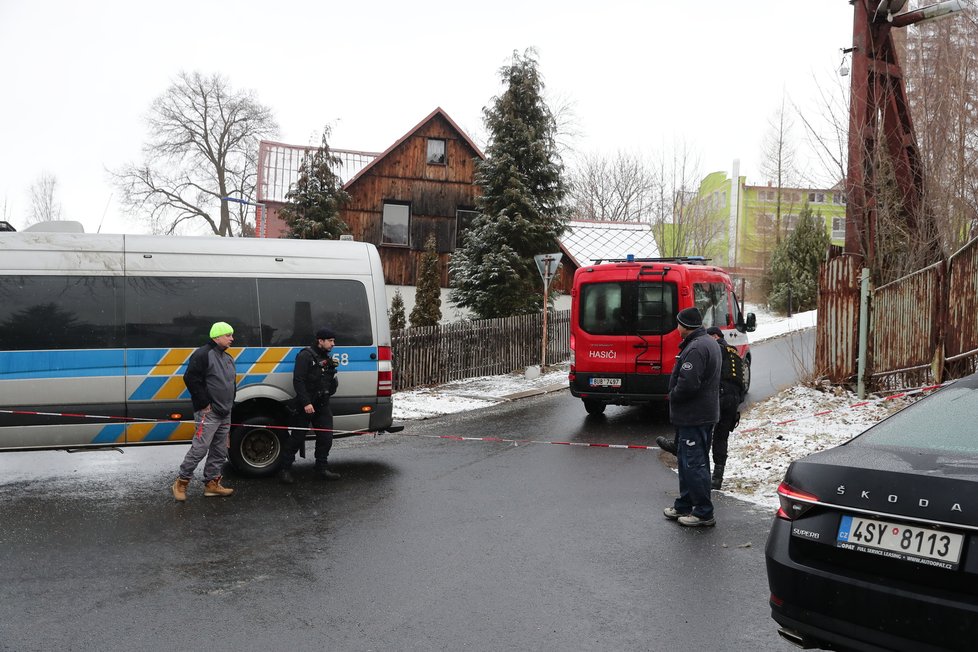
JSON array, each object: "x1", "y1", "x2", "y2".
[{"x1": 589, "y1": 378, "x2": 622, "y2": 388}]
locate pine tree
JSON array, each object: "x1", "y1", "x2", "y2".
[
  {"x1": 280, "y1": 127, "x2": 350, "y2": 239},
  {"x1": 388, "y1": 289, "x2": 407, "y2": 331},
  {"x1": 766, "y1": 205, "x2": 831, "y2": 314},
  {"x1": 449, "y1": 49, "x2": 568, "y2": 319},
  {"x1": 410, "y1": 234, "x2": 442, "y2": 327}
]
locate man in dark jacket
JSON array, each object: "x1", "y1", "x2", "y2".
[
  {"x1": 706, "y1": 326, "x2": 746, "y2": 490},
  {"x1": 279, "y1": 327, "x2": 341, "y2": 484},
  {"x1": 662, "y1": 307, "x2": 721, "y2": 527},
  {"x1": 171, "y1": 321, "x2": 237, "y2": 501}
]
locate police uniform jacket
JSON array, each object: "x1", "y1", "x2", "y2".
[{"x1": 293, "y1": 345, "x2": 338, "y2": 408}]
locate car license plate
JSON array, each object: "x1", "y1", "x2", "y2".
[
  {"x1": 589, "y1": 377, "x2": 622, "y2": 388},
  {"x1": 837, "y1": 515, "x2": 964, "y2": 568}
]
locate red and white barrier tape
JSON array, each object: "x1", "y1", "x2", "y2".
[
  {"x1": 0, "y1": 408, "x2": 369, "y2": 437},
  {"x1": 0, "y1": 380, "x2": 954, "y2": 450}
]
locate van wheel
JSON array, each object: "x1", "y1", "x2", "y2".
[
  {"x1": 229, "y1": 415, "x2": 285, "y2": 478},
  {"x1": 583, "y1": 399, "x2": 606, "y2": 416},
  {"x1": 743, "y1": 357, "x2": 752, "y2": 393}
]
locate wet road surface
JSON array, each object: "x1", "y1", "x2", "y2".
[{"x1": 0, "y1": 334, "x2": 810, "y2": 651}]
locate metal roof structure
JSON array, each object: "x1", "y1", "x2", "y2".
[
  {"x1": 257, "y1": 142, "x2": 380, "y2": 204},
  {"x1": 560, "y1": 219, "x2": 660, "y2": 267}
]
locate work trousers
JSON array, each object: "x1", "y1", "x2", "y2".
[
  {"x1": 178, "y1": 409, "x2": 230, "y2": 482},
  {"x1": 673, "y1": 424, "x2": 715, "y2": 519}
]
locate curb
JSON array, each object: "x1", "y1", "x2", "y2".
[{"x1": 499, "y1": 383, "x2": 567, "y2": 402}]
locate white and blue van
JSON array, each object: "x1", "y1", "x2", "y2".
[{"x1": 0, "y1": 230, "x2": 397, "y2": 476}]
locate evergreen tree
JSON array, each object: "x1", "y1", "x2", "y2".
[
  {"x1": 450, "y1": 49, "x2": 568, "y2": 319},
  {"x1": 766, "y1": 205, "x2": 831, "y2": 314},
  {"x1": 280, "y1": 127, "x2": 350, "y2": 239},
  {"x1": 410, "y1": 234, "x2": 442, "y2": 327},
  {"x1": 388, "y1": 289, "x2": 407, "y2": 331}
]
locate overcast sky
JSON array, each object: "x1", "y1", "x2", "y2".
[{"x1": 0, "y1": 1, "x2": 855, "y2": 234}]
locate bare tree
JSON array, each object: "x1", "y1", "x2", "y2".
[
  {"x1": 113, "y1": 71, "x2": 278, "y2": 236},
  {"x1": 903, "y1": 3, "x2": 978, "y2": 251},
  {"x1": 648, "y1": 141, "x2": 719, "y2": 258},
  {"x1": 758, "y1": 95, "x2": 801, "y2": 246},
  {"x1": 26, "y1": 172, "x2": 62, "y2": 225},
  {"x1": 567, "y1": 151, "x2": 657, "y2": 222}
]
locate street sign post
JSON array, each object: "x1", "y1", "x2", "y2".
[{"x1": 533, "y1": 253, "x2": 563, "y2": 368}]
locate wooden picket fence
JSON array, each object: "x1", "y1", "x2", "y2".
[{"x1": 390, "y1": 310, "x2": 571, "y2": 391}]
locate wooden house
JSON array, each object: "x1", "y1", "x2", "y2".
[{"x1": 256, "y1": 107, "x2": 485, "y2": 287}]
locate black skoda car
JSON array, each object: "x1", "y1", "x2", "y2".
[{"x1": 765, "y1": 373, "x2": 978, "y2": 651}]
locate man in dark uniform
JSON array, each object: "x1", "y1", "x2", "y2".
[
  {"x1": 662, "y1": 307, "x2": 721, "y2": 527},
  {"x1": 706, "y1": 326, "x2": 746, "y2": 490},
  {"x1": 278, "y1": 327, "x2": 341, "y2": 484}
]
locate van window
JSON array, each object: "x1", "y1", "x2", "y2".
[
  {"x1": 125, "y1": 277, "x2": 260, "y2": 348},
  {"x1": 580, "y1": 282, "x2": 677, "y2": 335},
  {"x1": 636, "y1": 283, "x2": 677, "y2": 334},
  {"x1": 693, "y1": 283, "x2": 730, "y2": 328},
  {"x1": 0, "y1": 275, "x2": 123, "y2": 350},
  {"x1": 257, "y1": 278, "x2": 372, "y2": 346}
]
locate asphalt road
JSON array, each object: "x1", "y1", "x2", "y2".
[{"x1": 0, "y1": 332, "x2": 811, "y2": 651}]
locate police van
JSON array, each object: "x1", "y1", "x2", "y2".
[
  {"x1": 0, "y1": 229, "x2": 397, "y2": 476},
  {"x1": 568, "y1": 256, "x2": 756, "y2": 415}
]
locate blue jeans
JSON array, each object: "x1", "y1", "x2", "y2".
[{"x1": 673, "y1": 424, "x2": 715, "y2": 519}]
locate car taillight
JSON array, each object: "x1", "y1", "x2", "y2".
[
  {"x1": 377, "y1": 346, "x2": 392, "y2": 397},
  {"x1": 776, "y1": 481, "x2": 819, "y2": 521}
]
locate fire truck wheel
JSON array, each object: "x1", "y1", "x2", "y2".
[{"x1": 583, "y1": 399, "x2": 606, "y2": 416}]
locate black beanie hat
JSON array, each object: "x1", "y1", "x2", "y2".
[
  {"x1": 315, "y1": 327, "x2": 336, "y2": 340},
  {"x1": 706, "y1": 326, "x2": 724, "y2": 338},
  {"x1": 676, "y1": 307, "x2": 703, "y2": 329}
]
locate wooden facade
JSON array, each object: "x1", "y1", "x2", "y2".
[{"x1": 258, "y1": 108, "x2": 484, "y2": 287}]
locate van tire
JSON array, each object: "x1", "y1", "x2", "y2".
[
  {"x1": 743, "y1": 357, "x2": 752, "y2": 393},
  {"x1": 229, "y1": 415, "x2": 286, "y2": 478},
  {"x1": 583, "y1": 399, "x2": 606, "y2": 416}
]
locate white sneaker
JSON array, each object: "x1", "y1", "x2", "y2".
[
  {"x1": 678, "y1": 514, "x2": 716, "y2": 527},
  {"x1": 663, "y1": 506, "x2": 690, "y2": 521}
]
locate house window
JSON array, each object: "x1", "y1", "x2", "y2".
[
  {"x1": 455, "y1": 209, "x2": 478, "y2": 249},
  {"x1": 832, "y1": 217, "x2": 846, "y2": 240},
  {"x1": 833, "y1": 192, "x2": 847, "y2": 205},
  {"x1": 382, "y1": 201, "x2": 410, "y2": 246},
  {"x1": 426, "y1": 138, "x2": 446, "y2": 165}
]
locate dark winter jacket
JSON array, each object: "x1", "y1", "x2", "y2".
[
  {"x1": 293, "y1": 345, "x2": 339, "y2": 408},
  {"x1": 183, "y1": 340, "x2": 237, "y2": 417},
  {"x1": 668, "y1": 327, "x2": 721, "y2": 426}
]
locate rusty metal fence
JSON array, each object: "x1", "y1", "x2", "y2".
[
  {"x1": 390, "y1": 310, "x2": 571, "y2": 391},
  {"x1": 817, "y1": 236, "x2": 978, "y2": 389}
]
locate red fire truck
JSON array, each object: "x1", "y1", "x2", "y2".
[{"x1": 568, "y1": 256, "x2": 756, "y2": 415}]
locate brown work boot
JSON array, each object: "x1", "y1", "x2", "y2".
[
  {"x1": 172, "y1": 477, "x2": 190, "y2": 502},
  {"x1": 203, "y1": 476, "x2": 234, "y2": 497}
]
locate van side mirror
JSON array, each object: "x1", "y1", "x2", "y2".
[{"x1": 745, "y1": 312, "x2": 757, "y2": 333}]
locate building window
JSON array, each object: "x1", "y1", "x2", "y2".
[
  {"x1": 426, "y1": 138, "x2": 446, "y2": 165},
  {"x1": 455, "y1": 209, "x2": 478, "y2": 249},
  {"x1": 382, "y1": 201, "x2": 410, "y2": 246},
  {"x1": 832, "y1": 217, "x2": 846, "y2": 240},
  {"x1": 833, "y1": 192, "x2": 847, "y2": 205}
]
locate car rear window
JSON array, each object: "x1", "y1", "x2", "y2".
[{"x1": 851, "y1": 374, "x2": 978, "y2": 454}]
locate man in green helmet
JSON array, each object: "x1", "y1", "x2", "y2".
[{"x1": 171, "y1": 321, "x2": 238, "y2": 501}]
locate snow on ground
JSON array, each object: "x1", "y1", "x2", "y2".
[{"x1": 390, "y1": 306, "x2": 909, "y2": 510}]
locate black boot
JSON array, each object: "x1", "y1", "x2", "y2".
[
  {"x1": 656, "y1": 435, "x2": 677, "y2": 456},
  {"x1": 278, "y1": 468, "x2": 295, "y2": 485},
  {"x1": 711, "y1": 464, "x2": 725, "y2": 490},
  {"x1": 315, "y1": 465, "x2": 341, "y2": 481}
]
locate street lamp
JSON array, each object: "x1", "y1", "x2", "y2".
[{"x1": 222, "y1": 195, "x2": 268, "y2": 238}]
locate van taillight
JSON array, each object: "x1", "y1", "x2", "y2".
[{"x1": 377, "y1": 346, "x2": 393, "y2": 397}]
